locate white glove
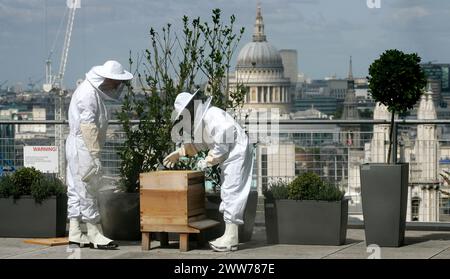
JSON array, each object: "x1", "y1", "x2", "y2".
[
  {"x1": 197, "y1": 159, "x2": 208, "y2": 171},
  {"x1": 163, "y1": 150, "x2": 181, "y2": 168}
]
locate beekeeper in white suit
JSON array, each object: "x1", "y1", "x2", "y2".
[
  {"x1": 67, "y1": 60, "x2": 133, "y2": 249},
  {"x1": 163, "y1": 91, "x2": 254, "y2": 252}
]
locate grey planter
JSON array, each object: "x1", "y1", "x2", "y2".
[
  {"x1": 265, "y1": 199, "x2": 348, "y2": 245},
  {"x1": 98, "y1": 190, "x2": 141, "y2": 241},
  {"x1": 0, "y1": 196, "x2": 67, "y2": 238},
  {"x1": 205, "y1": 190, "x2": 258, "y2": 243},
  {"x1": 360, "y1": 163, "x2": 409, "y2": 247}
]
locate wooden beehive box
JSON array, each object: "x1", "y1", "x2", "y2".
[{"x1": 140, "y1": 171, "x2": 207, "y2": 232}]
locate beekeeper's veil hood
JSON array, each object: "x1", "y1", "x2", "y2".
[{"x1": 85, "y1": 60, "x2": 133, "y2": 100}]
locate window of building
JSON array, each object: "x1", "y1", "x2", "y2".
[
  {"x1": 251, "y1": 88, "x2": 257, "y2": 103},
  {"x1": 412, "y1": 197, "x2": 420, "y2": 221}
]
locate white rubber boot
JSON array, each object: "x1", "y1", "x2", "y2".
[
  {"x1": 209, "y1": 223, "x2": 239, "y2": 252},
  {"x1": 86, "y1": 222, "x2": 118, "y2": 250},
  {"x1": 68, "y1": 218, "x2": 89, "y2": 248}
]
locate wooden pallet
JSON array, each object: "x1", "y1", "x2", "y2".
[
  {"x1": 24, "y1": 237, "x2": 69, "y2": 246},
  {"x1": 141, "y1": 218, "x2": 219, "y2": 252}
]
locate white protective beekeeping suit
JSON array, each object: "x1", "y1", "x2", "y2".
[
  {"x1": 66, "y1": 60, "x2": 132, "y2": 249},
  {"x1": 163, "y1": 92, "x2": 254, "y2": 252}
]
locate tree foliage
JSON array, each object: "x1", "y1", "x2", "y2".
[
  {"x1": 368, "y1": 49, "x2": 426, "y2": 115},
  {"x1": 118, "y1": 9, "x2": 246, "y2": 193},
  {"x1": 367, "y1": 49, "x2": 427, "y2": 163}
]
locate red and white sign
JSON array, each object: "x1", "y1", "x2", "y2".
[{"x1": 24, "y1": 146, "x2": 59, "y2": 173}]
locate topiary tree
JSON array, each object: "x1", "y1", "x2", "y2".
[
  {"x1": 367, "y1": 49, "x2": 427, "y2": 163},
  {"x1": 288, "y1": 172, "x2": 324, "y2": 200}
]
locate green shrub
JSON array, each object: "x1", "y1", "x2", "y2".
[
  {"x1": 0, "y1": 167, "x2": 66, "y2": 202},
  {"x1": 31, "y1": 176, "x2": 66, "y2": 203},
  {"x1": 11, "y1": 167, "x2": 44, "y2": 197},
  {"x1": 317, "y1": 182, "x2": 345, "y2": 201},
  {"x1": 288, "y1": 172, "x2": 324, "y2": 200},
  {"x1": 263, "y1": 179, "x2": 289, "y2": 201},
  {"x1": 0, "y1": 175, "x2": 15, "y2": 198},
  {"x1": 288, "y1": 172, "x2": 345, "y2": 201}
]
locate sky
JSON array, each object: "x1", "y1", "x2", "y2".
[{"x1": 1, "y1": 0, "x2": 450, "y2": 90}]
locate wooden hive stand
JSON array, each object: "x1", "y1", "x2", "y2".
[{"x1": 140, "y1": 171, "x2": 220, "y2": 252}]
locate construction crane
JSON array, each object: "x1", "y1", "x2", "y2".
[
  {"x1": 43, "y1": 2, "x2": 77, "y2": 92},
  {"x1": 43, "y1": 1, "x2": 79, "y2": 182}
]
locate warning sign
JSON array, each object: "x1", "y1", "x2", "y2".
[{"x1": 23, "y1": 146, "x2": 59, "y2": 173}]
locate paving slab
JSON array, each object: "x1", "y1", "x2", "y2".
[{"x1": 2, "y1": 229, "x2": 450, "y2": 259}]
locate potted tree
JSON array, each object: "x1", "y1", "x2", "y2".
[
  {"x1": 0, "y1": 167, "x2": 67, "y2": 237},
  {"x1": 263, "y1": 173, "x2": 347, "y2": 245},
  {"x1": 362, "y1": 49, "x2": 427, "y2": 247}
]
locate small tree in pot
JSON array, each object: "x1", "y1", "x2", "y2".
[
  {"x1": 361, "y1": 49, "x2": 427, "y2": 247},
  {"x1": 367, "y1": 49, "x2": 427, "y2": 163}
]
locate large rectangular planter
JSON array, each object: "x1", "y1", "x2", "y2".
[
  {"x1": 265, "y1": 199, "x2": 348, "y2": 245},
  {"x1": 360, "y1": 163, "x2": 409, "y2": 247},
  {"x1": 0, "y1": 196, "x2": 68, "y2": 238}
]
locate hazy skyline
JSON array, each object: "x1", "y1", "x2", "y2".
[{"x1": 1, "y1": 0, "x2": 449, "y2": 89}]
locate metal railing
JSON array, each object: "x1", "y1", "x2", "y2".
[{"x1": 2, "y1": 119, "x2": 450, "y2": 225}]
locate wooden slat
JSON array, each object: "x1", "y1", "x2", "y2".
[
  {"x1": 189, "y1": 219, "x2": 220, "y2": 230},
  {"x1": 24, "y1": 237, "x2": 68, "y2": 246},
  {"x1": 140, "y1": 189, "x2": 187, "y2": 222},
  {"x1": 141, "y1": 215, "x2": 187, "y2": 226},
  {"x1": 188, "y1": 183, "x2": 205, "y2": 216},
  {"x1": 179, "y1": 233, "x2": 189, "y2": 252},
  {"x1": 188, "y1": 176, "x2": 204, "y2": 185},
  {"x1": 142, "y1": 232, "x2": 151, "y2": 251},
  {"x1": 141, "y1": 224, "x2": 200, "y2": 234},
  {"x1": 185, "y1": 171, "x2": 204, "y2": 179},
  {"x1": 140, "y1": 173, "x2": 187, "y2": 190}
]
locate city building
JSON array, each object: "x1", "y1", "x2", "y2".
[
  {"x1": 421, "y1": 62, "x2": 450, "y2": 107},
  {"x1": 230, "y1": 4, "x2": 293, "y2": 115},
  {"x1": 407, "y1": 84, "x2": 440, "y2": 222},
  {"x1": 340, "y1": 57, "x2": 361, "y2": 147}
]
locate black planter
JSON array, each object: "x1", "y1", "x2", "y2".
[
  {"x1": 0, "y1": 196, "x2": 67, "y2": 238},
  {"x1": 360, "y1": 163, "x2": 409, "y2": 247},
  {"x1": 205, "y1": 190, "x2": 258, "y2": 243},
  {"x1": 265, "y1": 199, "x2": 348, "y2": 245},
  {"x1": 98, "y1": 190, "x2": 141, "y2": 241}
]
